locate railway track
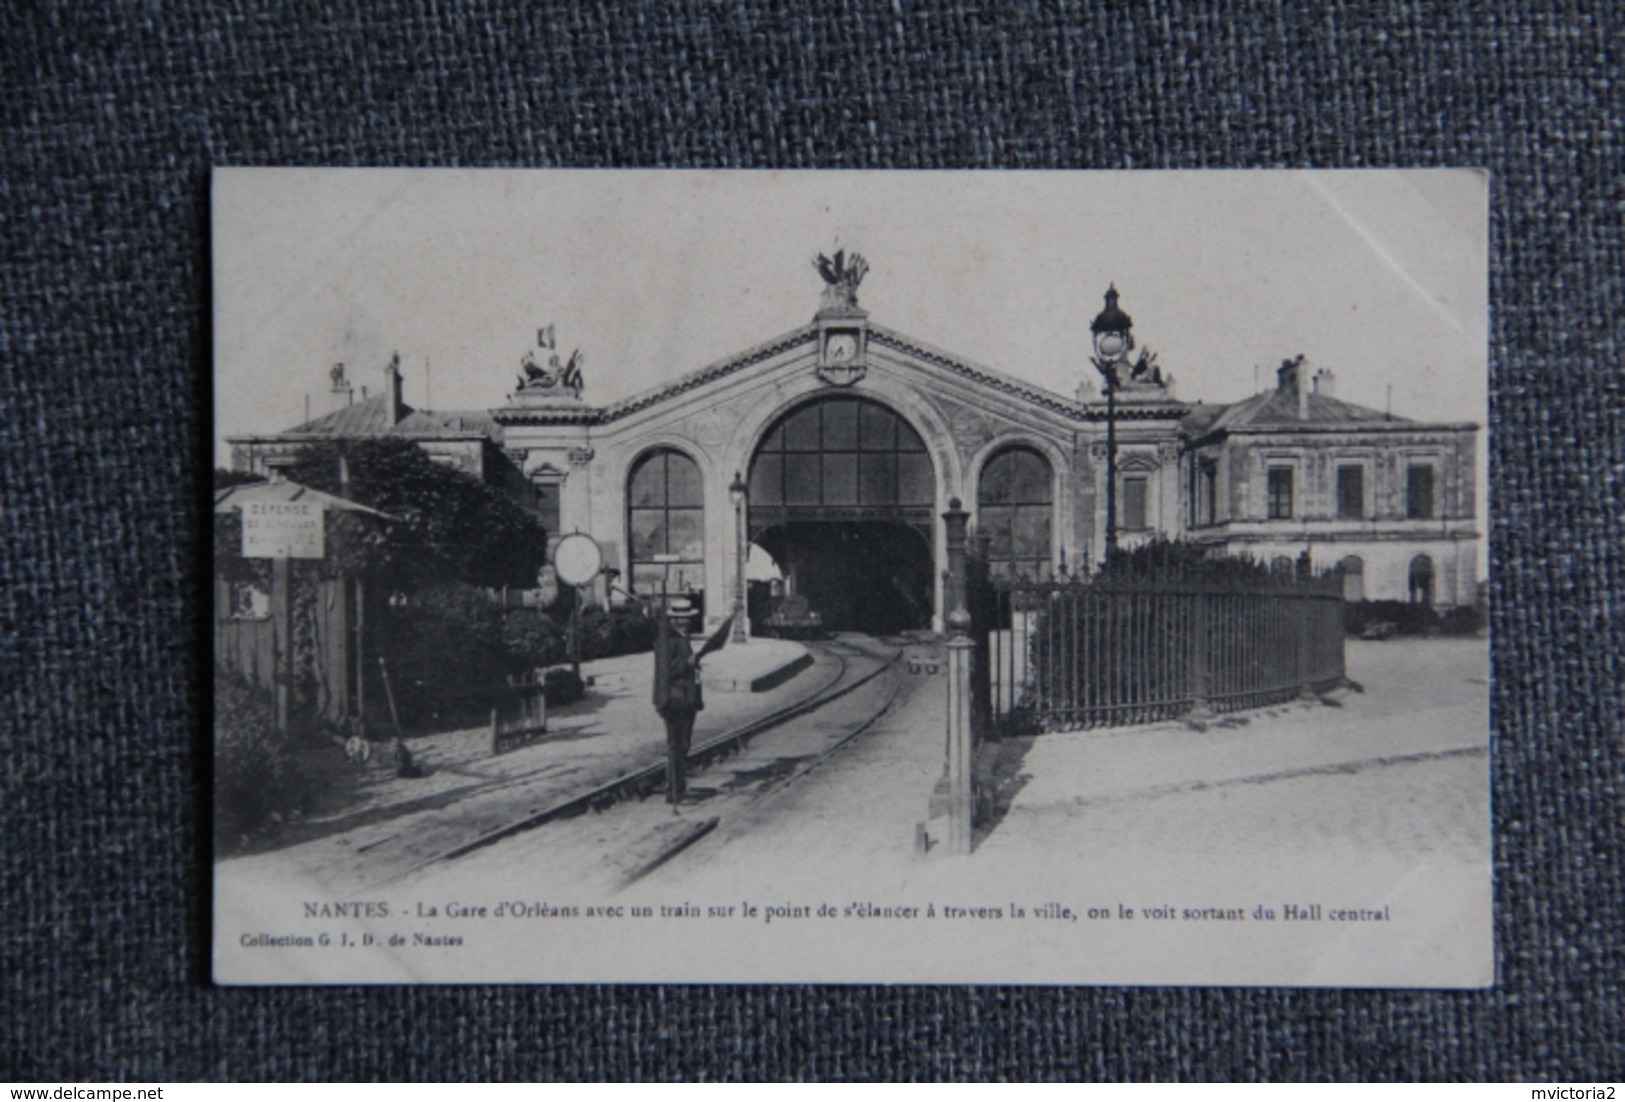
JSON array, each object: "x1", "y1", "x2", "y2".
[
  {"x1": 377, "y1": 636, "x2": 905, "y2": 887},
  {"x1": 619, "y1": 662, "x2": 905, "y2": 886}
]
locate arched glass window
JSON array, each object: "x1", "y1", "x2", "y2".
[
  {"x1": 749, "y1": 396, "x2": 932, "y2": 514},
  {"x1": 1339, "y1": 555, "x2": 1366, "y2": 602},
  {"x1": 978, "y1": 445, "x2": 1053, "y2": 580},
  {"x1": 628, "y1": 449, "x2": 704, "y2": 593}
]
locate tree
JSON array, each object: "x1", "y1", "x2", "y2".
[{"x1": 277, "y1": 439, "x2": 550, "y2": 592}]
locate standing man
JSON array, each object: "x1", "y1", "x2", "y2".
[
  {"x1": 654, "y1": 610, "x2": 703, "y2": 804},
  {"x1": 653, "y1": 608, "x2": 736, "y2": 805}
]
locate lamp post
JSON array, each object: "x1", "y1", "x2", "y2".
[
  {"x1": 1090, "y1": 284, "x2": 1134, "y2": 564},
  {"x1": 729, "y1": 470, "x2": 750, "y2": 643}
]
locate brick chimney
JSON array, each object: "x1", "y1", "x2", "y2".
[
  {"x1": 1312, "y1": 367, "x2": 1336, "y2": 398},
  {"x1": 328, "y1": 363, "x2": 353, "y2": 414},
  {"x1": 1276, "y1": 355, "x2": 1309, "y2": 420},
  {"x1": 383, "y1": 352, "x2": 405, "y2": 424}
]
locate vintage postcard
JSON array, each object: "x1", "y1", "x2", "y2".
[{"x1": 212, "y1": 168, "x2": 1490, "y2": 986}]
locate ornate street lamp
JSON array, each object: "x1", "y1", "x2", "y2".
[
  {"x1": 729, "y1": 470, "x2": 750, "y2": 643},
  {"x1": 1090, "y1": 284, "x2": 1134, "y2": 562}
]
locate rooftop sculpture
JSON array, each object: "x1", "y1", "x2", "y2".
[
  {"x1": 813, "y1": 249, "x2": 868, "y2": 312},
  {"x1": 516, "y1": 324, "x2": 585, "y2": 399}
]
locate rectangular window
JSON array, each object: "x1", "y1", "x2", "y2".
[
  {"x1": 1407, "y1": 464, "x2": 1435, "y2": 519},
  {"x1": 1267, "y1": 467, "x2": 1294, "y2": 520},
  {"x1": 1122, "y1": 476, "x2": 1149, "y2": 531},
  {"x1": 1191, "y1": 459, "x2": 1217, "y2": 527},
  {"x1": 1336, "y1": 465, "x2": 1365, "y2": 520},
  {"x1": 534, "y1": 482, "x2": 562, "y2": 535}
]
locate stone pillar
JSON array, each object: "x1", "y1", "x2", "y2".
[
  {"x1": 942, "y1": 497, "x2": 970, "y2": 621},
  {"x1": 732, "y1": 471, "x2": 750, "y2": 643},
  {"x1": 944, "y1": 607, "x2": 975, "y2": 855}
]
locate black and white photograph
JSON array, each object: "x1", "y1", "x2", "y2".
[{"x1": 211, "y1": 168, "x2": 1489, "y2": 986}]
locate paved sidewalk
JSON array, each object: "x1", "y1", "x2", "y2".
[
  {"x1": 990, "y1": 636, "x2": 1488, "y2": 818},
  {"x1": 648, "y1": 637, "x2": 1489, "y2": 902},
  {"x1": 963, "y1": 636, "x2": 1491, "y2": 911},
  {"x1": 218, "y1": 638, "x2": 835, "y2": 891}
]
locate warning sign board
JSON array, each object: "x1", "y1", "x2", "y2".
[{"x1": 240, "y1": 500, "x2": 324, "y2": 559}]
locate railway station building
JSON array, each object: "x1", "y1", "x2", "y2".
[{"x1": 230, "y1": 272, "x2": 1481, "y2": 635}]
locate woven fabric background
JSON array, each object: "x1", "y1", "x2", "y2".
[{"x1": 2, "y1": 1, "x2": 1620, "y2": 1082}]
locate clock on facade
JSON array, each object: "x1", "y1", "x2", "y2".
[{"x1": 816, "y1": 329, "x2": 867, "y2": 386}]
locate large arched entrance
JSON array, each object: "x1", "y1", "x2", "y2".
[{"x1": 747, "y1": 395, "x2": 935, "y2": 635}]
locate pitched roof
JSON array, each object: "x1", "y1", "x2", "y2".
[
  {"x1": 1182, "y1": 388, "x2": 1407, "y2": 437},
  {"x1": 283, "y1": 395, "x2": 494, "y2": 438},
  {"x1": 395, "y1": 408, "x2": 497, "y2": 435},
  {"x1": 284, "y1": 394, "x2": 398, "y2": 435},
  {"x1": 212, "y1": 479, "x2": 395, "y2": 518}
]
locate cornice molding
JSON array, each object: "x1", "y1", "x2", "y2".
[
  {"x1": 866, "y1": 327, "x2": 1092, "y2": 419},
  {"x1": 597, "y1": 326, "x2": 818, "y2": 424}
]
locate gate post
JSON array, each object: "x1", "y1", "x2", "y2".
[
  {"x1": 1188, "y1": 588, "x2": 1214, "y2": 724},
  {"x1": 970, "y1": 528, "x2": 994, "y2": 737},
  {"x1": 1296, "y1": 589, "x2": 1316, "y2": 700},
  {"x1": 945, "y1": 607, "x2": 976, "y2": 855},
  {"x1": 272, "y1": 556, "x2": 293, "y2": 734}
]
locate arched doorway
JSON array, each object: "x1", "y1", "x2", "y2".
[
  {"x1": 1408, "y1": 553, "x2": 1436, "y2": 606},
  {"x1": 748, "y1": 396, "x2": 935, "y2": 634},
  {"x1": 1339, "y1": 555, "x2": 1366, "y2": 602}
]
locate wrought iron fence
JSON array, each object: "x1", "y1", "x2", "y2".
[{"x1": 967, "y1": 564, "x2": 1346, "y2": 737}]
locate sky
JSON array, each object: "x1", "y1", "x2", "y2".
[{"x1": 214, "y1": 168, "x2": 1487, "y2": 472}]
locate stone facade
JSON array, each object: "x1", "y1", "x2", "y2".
[
  {"x1": 233, "y1": 284, "x2": 1482, "y2": 629},
  {"x1": 1179, "y1": 358, "x2": 1479, "y2": 606}
]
